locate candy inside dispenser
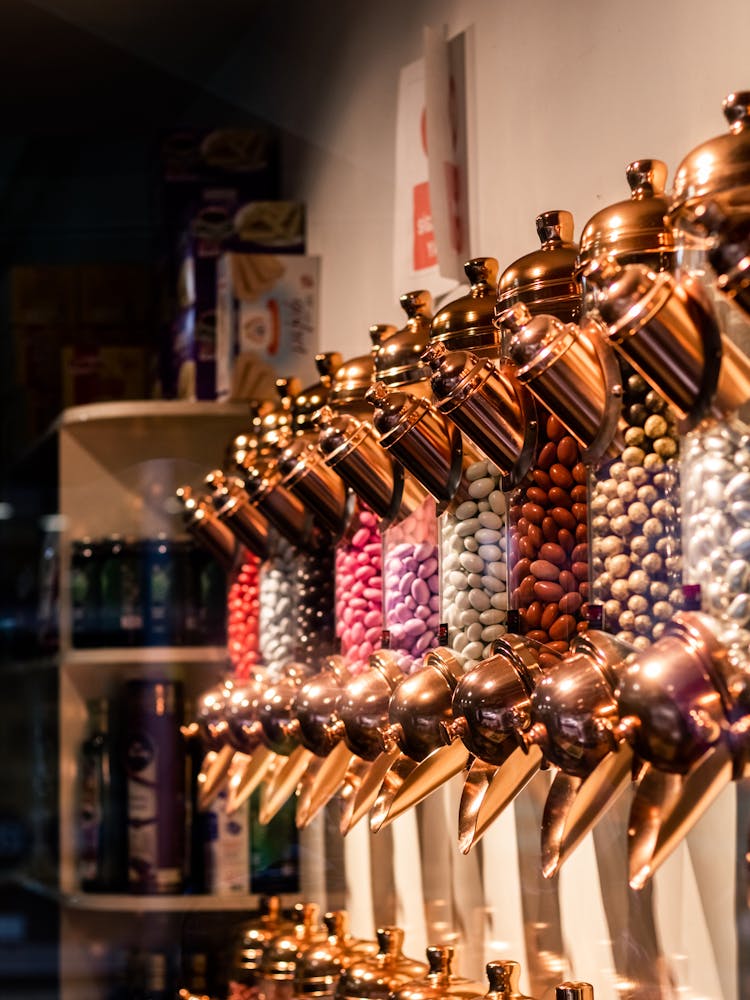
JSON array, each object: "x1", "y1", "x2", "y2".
[
  {"x1": 335, "y1": 504, "x2": 382, "y2": 674},
  {"x1": 670, "y1": 90, "x2": 750, "y2": 362},
  {"x1": 587, "y1": 255, "x2": 750, "y2": 633},
  {"x1": 578, "y1": 159, "x2": 683, "y2": 648},
  {"x1": 381, "y1": 491, "x2": 440, "y2": 674},
  {"x1": 421, "y1": 258, "x2": 535, "y2": 670},
  {"x1": 365, "y1": 289, "x2": 441, "y2": 674},
  {"x1": 319, "y1": 348, "x2": 389, "y2": 677},
  {"x1": 494, "y1": 211, "x2": 605, "y2": 654}
]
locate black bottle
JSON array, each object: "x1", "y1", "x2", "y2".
[{"x1": 77, "y1": 697, "x2": 122, "y2": 891}]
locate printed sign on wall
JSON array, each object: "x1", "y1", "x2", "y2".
[{"x1": 393, "y1": 26, "x2": 470, "y2": 300}]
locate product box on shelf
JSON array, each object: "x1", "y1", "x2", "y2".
[
  {"x1": 171, "y1": 198, "x2": 309, "y2": 401},
  {"x1": 215, "y1": 251, "x2": 321, "y2": 401}
]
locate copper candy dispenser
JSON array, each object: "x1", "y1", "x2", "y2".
[
  {"x1": 364, "y1": 260, "x2": 535, "y2": 829},
  {"x1": 333, "y1": 291, "x2": 444, "y2": 833},
  {"x1": 227, "y1": 895, "x2": 292, "y2": 997},
  {"x1": 365, "y1": 290, "x2": 442, "y2": 676},
  {"x1": 443, "y1": 216, "x2": 587, "y2": 842},
  {"x1": 670, "y1": 90, "x2": 750, "y2": 346},
  {"x1": 493, "y1": 212, "x2": 593, "y2": 656},
  {"x1": 581, "y1": 249, "x2": 750, "y2": 896},
  {"x1": 388, "y1": 945, "x2": 484, "y2": 1000},
  {"x1": 260, "y1": 902, "x2": 327, "y2": 1000},
  {"x1": 578, "y1": 160, "x2": 683, "y2": 648},
  {"x1": 293, "y1": 910, "x2": 378, "y2": 1000},
  {"x1": 292, "y1": 347, "x2": 394, "y2": 829},
  {"x1": 463, "y1": 962, "x2": 535, "y2": 1000},
  {"x1": 334, "y1": 927, "x2": 428, "y2": 1000},
  {"x1": 174, "y1": 487, "x2": 260, "y2": 809}
]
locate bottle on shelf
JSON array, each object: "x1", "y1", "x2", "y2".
[
  {"x1": 98, "y1": 534, "x2": 145, "y2": 647},
  {"x1": 76, "y1": 696, "x2": 124, "y2": 892},
  {"x1": 123, "y1": 678, "x2": 186, "y2": 894},
  {"x1": 71, "y1": 536, "x2": 101, "y2": 648},
  {"x1": 142, "y1": 951, "x2": 171, "y2": 1000}
]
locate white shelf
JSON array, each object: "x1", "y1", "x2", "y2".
[
  {"x1": 63, "y1": 646, "x2": 230, "y2": 668},
  {"x1": 58, "y1": 399, "x2": 251, "y2": 428},
  {"x1": 63, "y1": 892, "x2": 275, "y2": 913},
  {"x1": 55, "y1": 400, "x2": 252, "y2": 1000}
]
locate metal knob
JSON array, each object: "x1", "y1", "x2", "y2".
[
  {"x1": 723, "y1": 91, "x2": 750, "y2": 133},
  {"x1": 556, "y1": 983, "x2": 593, "y2": 1000},
  {"x1": 626, "y1": 159, "x2": 667, "y2": 199}
]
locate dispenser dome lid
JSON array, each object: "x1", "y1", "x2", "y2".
[
  {"x1": 293, "y1": 354, "x2": 342, "y2": 431},
  {"x1": 328, "y1": 348, "x2": 382, "y2": 408},
  {"x1": 431, "y1": 258, "x2": 501, "y2": 353},
  {"x1": 496, "y1": 211, "x2": 581, "y2": 321},
  {"x1": 577, "y1": 160, "x2": 673, "y2": 270},
  {"x1": 372, "y1": 291, "x2": 433, "y2": 387},
  {"x1": 672, "y1": 91, "x2": 750, "y2": 222}
]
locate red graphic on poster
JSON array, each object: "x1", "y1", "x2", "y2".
[
  {"x1": 444, "y1": 161, "x2": 463, "y2": 254},
  {"x1": 412, "y1": 82, "x2": 463, "y2": 272},
  {"x1": 413, "y1": 180, "x2": 437, "y2": 270}
]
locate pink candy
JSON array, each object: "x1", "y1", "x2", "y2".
[{"x1": 335, "y1": 505, "x2": 383, "y2": 674}]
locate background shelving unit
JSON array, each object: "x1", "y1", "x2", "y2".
[{"x1": 56, "y1": 400, "x2": 253, "y2": 998}]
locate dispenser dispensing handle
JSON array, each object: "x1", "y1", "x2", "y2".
[
  {"x1": 376, "y1": 926, "x2": 404, "y2": 957},
  {"x1": 369, "y1": 322, "x2": 398, "y2": 349}
]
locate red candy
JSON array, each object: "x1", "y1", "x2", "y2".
[{"x1": 227, "y1": 552, "x2": 260, "y2": 679}]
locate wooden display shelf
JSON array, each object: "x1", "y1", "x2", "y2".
[
  {"x1": 63, "y1": 646, "x2": 230, "y2": 668},
  {"x1": 58, "y1": 399, "x2": 251, "y2": 428},
  {"x1": 62, "y1": 891, "x2": 277, "y2": 913}
]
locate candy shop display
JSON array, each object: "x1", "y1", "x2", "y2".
[
  {"x1": 58, "y1": 85, "x2": 750, "y2": 1000},
  {"x1": 335, "y1": 503, "x2": 383, "y2": 674}
]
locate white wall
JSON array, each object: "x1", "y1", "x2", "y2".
[{"x1": 209, "y1": 0, "x2": 750, "y2": 357}]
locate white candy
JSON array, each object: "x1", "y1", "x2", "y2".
[
  {"x1": 468, "y1": 477, "x2": 494, "y2": 499},
  {"x1": 468, "y1": 589, "x2": 491, "y2": 611}
]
